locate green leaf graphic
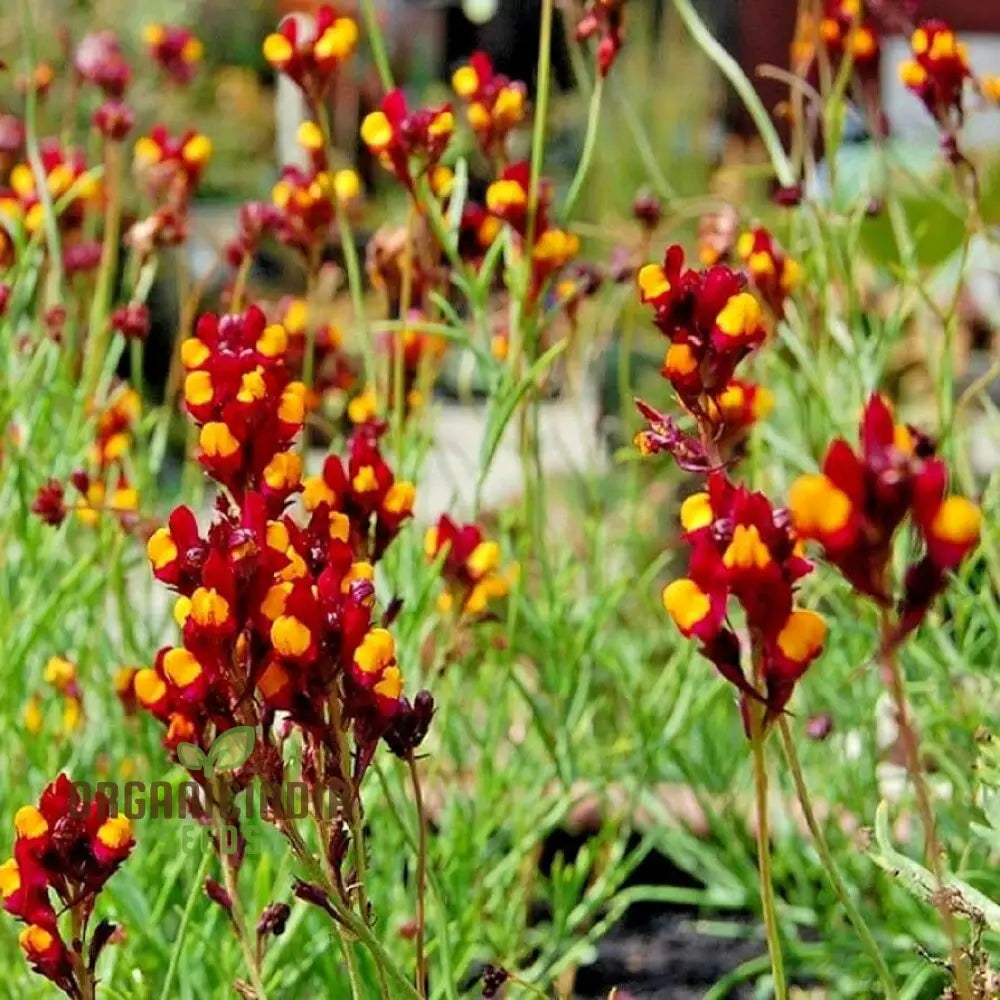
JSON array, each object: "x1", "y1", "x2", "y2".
[
  {"x1": 206, "y1": 726, "x2": 256, "y2": 775},
  {"x1": 176, "y1": 742, "x2": 207, "y2": 772}
]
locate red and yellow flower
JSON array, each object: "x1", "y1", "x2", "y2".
[
  {"x1": 263, "y1": 4, "x2": 358, "y2": 101},
  {"x1": 425, "y1": 515, "x2": 511, "y2": 615},
  {"x1": 736, "y1": 227, "x2": 800, "y2": 315},
  {"x1": 2, "y1": 775, "x2": 134, "y2": 993},
  {"x1": 451, "y1": 51, "x2": 527, "y2": 159},
  {"x1": 899, "y1": 20, "x2": 972, "y2": 124},
  {"x1": 636, "y1": 243, "x2": 767, "y2": 436},
  {"x1": 143, "y1": 23, "x2": 203, "y2": 85},
  {"x1": 360, "y1": 90, "x2": 455, "y2": 193},
  {"x1": 788, "y1": 394, "x2": 980, "y2": 637},
  {"x1": 663, "y1": 472, "x2": 825, "y2": 727}
]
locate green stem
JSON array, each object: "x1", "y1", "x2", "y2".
[
  {"x1": 880, "y1": 620, "x2": 972, "y2": 1000},
  {"x1": 17, "y1": 0, "x2": 64, "y2": 306},
  {"x1": 777, "y1": 718, "x2": 898, "y2": 998},
  {"x1": 524, "y1": 0, "x2": 555, "y2": 259},
  {"x1": 158, "y1": 850, "x2": 213, "y2": 1000},
  {"x1": 359, "y1": 0, "x2": 394, "y2": 92},
  {"x1": 211, "y1": 787, "x2": 268, "y2": 1000},
  {"x1": 393, "y1": 205, "x2": 416, "y2": 456},
  {"x1": 336, "y1": 205, "x2": 375, "y2": 394},
  {"x1": 610, "y1": 80, "x2": 677, "y2": 200},
  {"x1": 672, "y1": 0, "x2": 795, "y2": 188},
  {"x1": 84, "y1": 142, "x2": 123, "y2": 400},
  {"x1": 407, "y1": 754, "x2": 428, "y2": 998},
  {"x1": 561, "y1": 77, "x2": 604, "y2": 221},
  {"x1": 749, "y1": 712, "x2": 787, "y2": 999}
]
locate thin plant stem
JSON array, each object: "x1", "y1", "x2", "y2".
[
  {"x1": 749, "y1": 701, "x2": 788, "y2": 999},
  {"x1": 777, "y1": 717, "x2": 898, "y2": 998},
  {"x1": 230, "y1": 252, "x2": 252, "y2": 313},
  {"x1": 303, "y1": 244, "x2": 322, "y2": 392},
  {"x1": 359, "y1": 0, "x2": 394, "y2": 93},
  {"x1": 880, "y1": 618, "x2": 972, "y2": 1000},
  {"x1": 561, "y1": 76, "x2": 604, "y2": 221},
  {"x1": 158, "y1": 849, "x2": 213, "y2": 1000},
  {"x1": 338, "y1": 923, "x2": 365, "y2": 1000},
  {"x1": 336, "y1": 205, "x2": 375, "y2": 395},
  {"x1": 84, "y1": 142, "x2": 123, "y2": 400},
  {"x1": 672, "y1": 0, "x2": 795, "y2": 188},
  {"x1": 393, "y1": 204, "x2": 416, "y2": 455},
  {"x1": 524, "y1": 0, "x2": 555, "y2": 263},
  {"x1": 17, "y1": 0, "x2": 64, "y2": 305},
  {"x1": 610, "y1": 80, "x2": 677, "y2": 201},
  {"x1": 407, "y1": 753, "x2": 428, "y2": 998},
  {"x1": 211, "y1": 785, "x2": 268, "y2": 1000}
]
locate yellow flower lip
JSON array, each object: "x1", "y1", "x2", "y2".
[
  {"x1": 147, "y1": 527, "x2": 178, "y2": 569},
  {"x1": 715, "y1": 291, "x2": 764, "y2": 339},
  {"x1": 383, "y1": 480, "x2": 415, "y2": 515},
  {"x1": 354, "y1": 627, "x2": 396, "y2": 675},
  {"x1": 200, "y1": 422, "x2": 240, "y2": 459},
  {"x1": 263, "y1": 32, "x2": 294, "y2": 66},
  {"x1": 452, "y1": 64, "x2": 480, "y2": 98},
  {"x1": 14, "y1": 805, "x2": 48, "y2": 840},
  {"x1": 360, "y1": 111, "x2": 393, "y2": 151},
  {"x1": 679, "y1": 492, "x2": 713, "y2": 532},
  {"x1": 930, "y1": 496, "x2": 981, "y2": 546},
  {"x1": 722, "y1": 523, "x2": 771, "y2": 570},
  {"x1": 776, "y1": 609, "x2": 827, "y2": 663},
  {"x1": 271, "y1": 615, "x2": 312, "y2": 657},
  {"x1": 467, "y1": 540, "x2": 500, "y2": 578},
  {"x1": 787, "y1": 474, "x2": 852, "y2": 537},
  {"x1": 19, "y1": 924, "x2": 54, "y2": 956},
  {"x1": 96, "y1": 815, "x2": 132, "y2": 850},
  {"x1": 190, "y1": 587, "x2": 231, "y2": 628},
  {"x1": 163, "y1": 647, "x2": 203, "y2": 687},
  {"x1": 638, "y1": 264, "x2": 670, "y2": 301},
  {"x1": 486, "y1": 178, "x2": 526, "y2": 213},
  {"x1": 0, "y1": 858, "x2": 21, "y2": 899},
  {"x1": 662, "y1": 578, "x2": 712, "y2": 633},
  {"x1": 135, "y1": 668, "x2": 167, "y2": 706}
]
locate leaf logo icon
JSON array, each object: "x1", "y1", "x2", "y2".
[{"x1": 175, "y1": 727, "x2": 255, "y2": 779}]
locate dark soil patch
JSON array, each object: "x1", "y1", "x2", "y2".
[{"x1": 574, "y1": 912, "x2": 761, "y2": 998}]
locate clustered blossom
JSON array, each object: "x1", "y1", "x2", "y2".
[
  {"x1": 129, "y1": 126, "x2": 211, "y2": 252},
  {"x1": 268, "y1": 164, "x2": 358, "y2": 255},
  {"x1": 179, "y1": 306, "x2": 305, "y2": 505},
  {"x1": 819, "y1": 0, "x2": 879, "y2": 70},
  {"x1": 662, "y1": 472, "x2": 826, "y2": 727},
  {"x1": 133, "y1": 126, "x2": 211, "y2": 203},
  {"x1": 263, "y1": 5, "x2": 358, "y2": 104},
  {"x1": 451, "y1": 51, "x2": 528, "y2": 160},
  {"x1": 736, "y1": 227, "x2": 800, "y2": 315},
  {"x1": 485, "y1": 161, "x2": 580, "y2": 297},
  {"x1": 636, "y1": 244, "x2": 767, "y2": 441},
  {"x1": 899, "y1": 20, "x2": 971, "y2": 128},
  {"x1": 23, "y1": 657, "x2": 83, "y2": 736},
  {"x1": 425, "y1": 515, "x2": 511, "y2": 615},
  {"x1": 300, "y1": 423, "x2": 416, "y2": 561},
  {"x1": 0, "y1": 143, "x2": 98, "y2": 238},
  {"x1": 360, "y1": 90, "x2": 455, "y2": 193},
  {"x1": 142, "y1": 23, "x2": 203, "y2": 85},
  {"x1": 1, "y1": 775, "x2": 133, "y2": 995},
  {"x1": 33, "y1": 387, "x2": 144, "y2": 531},
  {"x1": 74, "y1": 31, "x2": 131, "y2": 97},
  {"x1": 137, "y1": 306, "x2": 426, "y2": 781},
  {"x1": 788, "y1": 394, "x2": 981, "y2": 639},
  {"x1": 576, "y1": 0, "x2": 627, "y2": 78}
]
